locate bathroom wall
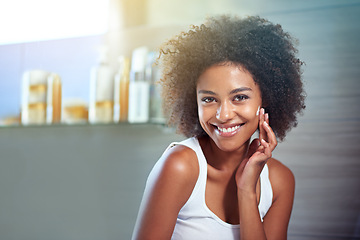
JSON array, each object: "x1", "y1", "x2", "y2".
[{"x1": 0, "y1": 124, "x2": 184, "y2": 240}]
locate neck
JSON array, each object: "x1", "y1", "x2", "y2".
[{"x1": 199, "y1": 136, "x2": 250, "y2": 172}]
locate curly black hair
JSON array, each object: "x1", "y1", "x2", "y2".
[{"x1": 159, "y1": 15, "x2": 306, "y2": 141}]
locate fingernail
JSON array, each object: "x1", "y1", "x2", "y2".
[{"x1": 256, "y1": 106, "x2": 260, "y2": 116}]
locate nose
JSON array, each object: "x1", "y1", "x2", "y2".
[{"x1": 216, "y1": 101, "x2": 235, "y2": 122}]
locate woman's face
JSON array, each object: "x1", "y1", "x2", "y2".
[{"x1": 196, "y1": 63, "x2": 262, "y2": 152}]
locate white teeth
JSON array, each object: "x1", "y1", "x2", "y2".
[{"x1": 217, "y1": 125, "x2": 240, "y2": 133}]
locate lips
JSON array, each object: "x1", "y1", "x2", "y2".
[{"x1": 213, "y1": 123, "x2": 245, "y2": 136}]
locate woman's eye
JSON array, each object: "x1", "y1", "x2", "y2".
[
  {"x1": 234, "y1": 95, "x2": 249, "y2": 101},
  {"x1": 202, "y1": 97, "x2": 216, "y2": 103}
]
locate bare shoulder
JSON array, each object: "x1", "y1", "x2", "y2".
[
  {"x1": 267, "y1": 158, "x2": 295, "y2": 183},
  {"x1": 132, "y1": 144, "x2": 200, "y2": 239},
  {"x1": 267, "y1": 158, "x2": 295, "y2": 200},
  {"x1": 153, "y1": 144, "x2": 200, "y2": 204},
  {"x1": 160, "y1": 144, "x2": 199, "y2": 180}
]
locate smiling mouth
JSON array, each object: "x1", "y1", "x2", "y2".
[{"x1": 214, "y1": 123, "x2": 245, "y2": 134}]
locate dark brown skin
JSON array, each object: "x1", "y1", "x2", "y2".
[{"x1": 132, "y1": 63, "x2": 295, "y2": 240}]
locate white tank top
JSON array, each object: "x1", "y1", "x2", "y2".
[{"x1": 148, "y1": 137, "x2": 273, "y2": 240}]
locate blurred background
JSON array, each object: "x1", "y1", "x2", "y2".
[{"x1": 0, "y1": 0, "x2": 359, "y2": 239}]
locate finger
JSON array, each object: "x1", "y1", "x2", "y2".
[
  {"x1": 248, "y1": 139, "x2": 270, "y2": 164},
  {"x1": 262, "y1": 121, "x2": 276, "y2": 144},
  {"x1": 260, "y1": 138, "x2": 269, "y2": 148},
  {"x1": 262, "y1": 121, "x2": 278, "y2": 151},
  {"x1": 261, "y1": 139, "x2": 272, "y2": 159},
  {"x1": 265, "y1": 113, "x2": 269, "y2": 125},
  {"x1": 259, "y1": 108, "x2": 266, "y2": 142}
]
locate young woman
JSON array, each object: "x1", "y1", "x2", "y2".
[{"x1": 132, "y1": 15, "x2": 306, "y2": 240}]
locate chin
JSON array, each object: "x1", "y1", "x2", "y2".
[{"x1": 210, "y1": 136, "x2": 249, "y2": 153}]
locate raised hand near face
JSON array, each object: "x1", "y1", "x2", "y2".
[{"x1": 235, "y1": 108, "x2": 278, "y2": 193}]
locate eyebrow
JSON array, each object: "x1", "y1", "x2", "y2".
[
  {"x1": 197, "y1": 90, "x2": 216, "y2": 95},
  {"x1": 198, "y1": 87, "x2": 252, "y2": 95},
  {"x1": 229, "y1": 87, "x2": 252, "y2": 95}
]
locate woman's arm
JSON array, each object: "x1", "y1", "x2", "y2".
[
  {"x1": 236, "y1": 108, "x2": 287, "y2": 240},
  {"x1": 237, "y1": 158, "x2": 295, "y2": 240},
  {"x1": 132, "y1": 145, "x2": 199, "y2": 240},
  {"x1": 263, "y1": 158, "x2": 295, "y2": 240}
]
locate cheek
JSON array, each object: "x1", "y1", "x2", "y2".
[
  {"x1": 197, "y1": 103, "x2": 208, "y2": 126},
  {"x1": 197, "y1": 101, "x2": 203, "y2": 119},
  {"x1": 241, "y1": 105, "x2": 259, "y2": 120},
  {"x1": 197, "y1": 107, "x2": 209, "y2": 132},
  {"x1": 198, "y1": 105, "x2": 211, "y2": 124}
]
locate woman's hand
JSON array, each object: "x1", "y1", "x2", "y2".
[
  {"x1": 235, "y1": 109, "x2": 294, "y2": 240},
  {"x1": 235, "y1": 108, "x2": 278, "y2": 193}
]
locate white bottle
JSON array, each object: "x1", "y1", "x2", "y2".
[
  {"x1": 89, "y1": 46, "x2": 114, "y2": 124},
  {"x1": 128, "y1": 46, "x2": 150, "y2": 123},
  {"x1": 113, "y1": 56, "x2": 130, "y2": 123},
  {"x1": 21, "y1": 70, "x2": 49, "y2": 125},
  {"x1": 147, "y1": 51, "x2": 165, "y2": 124}
]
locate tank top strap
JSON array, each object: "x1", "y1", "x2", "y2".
[
  {"x1": 166, "y1": 137, "x2": 208, "y2": 208},
  {"x1": 166, "y1": 137, "x2": 207, "y2": 171},
  {"x1": 258, "y1": 164, "x2": 273, "y2": 221}
]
